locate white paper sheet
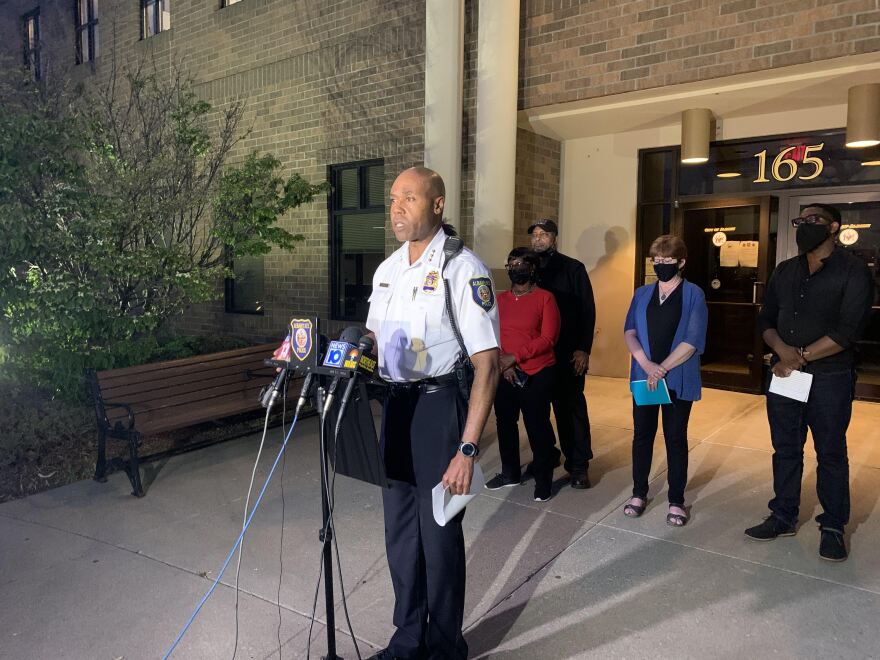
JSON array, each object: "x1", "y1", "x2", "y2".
[
  {"x1": 432, "y1": 463, "x2": 485, "y2": 527},
  {"x1": 769, "y1": 370, "x2": 813, "y2": 402},
  {"x1": 739, "y1": 240, "x2": 759, "y2": 268},
  {"x1": 719, "y1": 240, "x2": 741, "y2": 267}
]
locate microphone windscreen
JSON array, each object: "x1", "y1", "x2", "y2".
[
  {"x1": 358, "y1": 335, "x2": 375, "y2": 353},
  {"x1": 339, "y1": 325, "x2": 365, "y2": 345}
]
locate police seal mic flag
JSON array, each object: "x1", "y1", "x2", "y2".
[{"x1": 289, "y1": 319, "x2": 315, "y2": 362}]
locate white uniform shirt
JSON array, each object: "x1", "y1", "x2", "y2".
[{"x1": 366, "y1": 227, "x2": 500, "y2": 383}]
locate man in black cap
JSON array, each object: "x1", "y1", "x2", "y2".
[{"x1": 529, "y1": 218, "x2": 596, "y2": 488}]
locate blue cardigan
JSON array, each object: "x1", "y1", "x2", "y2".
[{"x1": 624, "y1": 280, "x2": 708, "y2": 402}]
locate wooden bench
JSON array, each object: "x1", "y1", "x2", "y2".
[{"x1": 87, "y1": 343, "x2": 301, "y2": 496}]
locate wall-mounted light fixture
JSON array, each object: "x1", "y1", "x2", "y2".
[
  {"x1": 846, "y1": 84, "x2": 880, "y2": 148},
  {"x1": 681, "y1": 108, "x2": 712, "y2": 164},
  {"x1": 716, "y1": 172, "x2": 742, "y2": 178}
]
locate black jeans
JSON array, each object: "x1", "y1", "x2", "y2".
[
  {"x1": 381, "y1": 384, "x2": 469, "y2": 660},
  {"x1": 494, "y1": 365, "x2": 560, "y2": 486},
  {"x1": 631, "y1": 393, "x2": 693, "y2": 505},
  {"x1": 766, "y1": 369, "x2": 855, "y2": 531},
  {"x1": 551, "y1": 359, "x2": 593, "y2": 474}
]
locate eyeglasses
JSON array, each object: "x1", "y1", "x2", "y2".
[
  {"x1": 791, "y1": 214, "x2": 832, "y2": 228},
  {"x1": 651, "y1": 257, "x2": 679, "y2": 265},
  {"x1": 506, "y1": 260, "x2": 528, "y2": 269}
]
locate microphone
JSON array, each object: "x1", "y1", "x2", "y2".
[
  {"x1": 335, "y1": 335, "x2": 374, "y2": 423},
  {"x1": 322, "y1": 326, "x2": 365, "y2": 414},
  {"x1": 260, "y1": 366, "x2": 289, "y2": 410}
]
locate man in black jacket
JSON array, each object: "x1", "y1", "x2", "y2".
[
  {"x1": 530, "y1": 219, "x2": 596, "y2": 488},
  {"x1": 744, "y1": 203, "x2": 873, "y2": 562}
]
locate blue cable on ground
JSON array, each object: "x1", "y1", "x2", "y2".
[{"x1": 162, "y1": 411, "x2": 300, "y2": 659}]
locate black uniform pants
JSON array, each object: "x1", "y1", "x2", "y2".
[
  {"x1": 631, "y1": 393, "x2": 693, "y2": 505},
  {"x1": 494, "y1": 365, "x2": 560, "y2": 486},
  {"x1": 381, "y1": 382, "x2": 468, "y2": 660},
  {"x1": 766, "y1": 369, "x2": 855, "y2": 531},
  {"x1": 551, "y1": 359, "x2": 593, "y2": 473}
]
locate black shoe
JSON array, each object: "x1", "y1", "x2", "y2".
[
  {"x1": 485, "y1": 473, "x2": 520, "y2": 490},
  {"x1": 819, "y1": 528, "x2": 848, "y2": 562},
  {"x1": 523, "y1": 454, "x2": 561, "y2": 481},
  {"x1": 534, "y1": 482, "x2": 552, "y2": 502},
  {"x1": 367, "y1": 649, "x2": 399, "y2": 660},
  {"x1": 744, "y1": 515, "x2": 796, "y2": 541},
  {"x1": 569, "y1": 471, "x2": 590, "y2": 489}
]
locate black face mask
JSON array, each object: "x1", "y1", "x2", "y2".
[
  {"x1": 653, "y1": 262, "x2": 680, "y2": 282},
  {"x1": 796, "y1": 223, "x2": 831, "y2": 253},
  {"x1": 508, "y1": 266, "x2": 532, "y2": 286}
]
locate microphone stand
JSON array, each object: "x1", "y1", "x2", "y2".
[{"x1": 314, "y1": 385, "x2": 342, "y2": 660}]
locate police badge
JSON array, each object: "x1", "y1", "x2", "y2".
[
  {"x1": 423, "y1": 269, "x2": 440, "y2": 293},
  {"x1": 289, "y1": 318, "x2": 314, "y2": 362},
  {"x1": 469, "y1": 277, "x2": 495, "y2": 311}
]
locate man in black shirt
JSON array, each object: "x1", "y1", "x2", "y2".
[
  {"x1": 745, "y1": 203, "x2": 874, "y2": 562},
  {"x1": 530, "y1": 219, "x2": 596, "y2": 488}
]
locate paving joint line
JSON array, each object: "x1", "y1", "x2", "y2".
[
  {"x1": 592, "y1": 520, "x2": 880, "y2": 597},
  {"x1": 0, "y1": 511, "x2": 380, "y2": 647}
]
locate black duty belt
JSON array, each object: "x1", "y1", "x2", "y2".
[{"x1": 386, "y1": 372, "x2": 458, "y2": 394}]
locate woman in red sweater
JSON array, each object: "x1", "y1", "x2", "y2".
[{"x1": 485, "y1": 248, "x2": 561, "y2": 502}]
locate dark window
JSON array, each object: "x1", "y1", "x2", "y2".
[
  {"x1": 329, "y1": 160, "x2": 385, "y2": 321},
  {"x1": 75, "y1": 0, "x2": 99, "y2": 64},
  {"x1": 636, "y1": 147, "x2": 677, "y2": 286},
  {"x1": 22, "y1": 9, "x2": 40, "y2": 80},
  {"x1": 141, "y1": 0, "x2": 171, "y2": 38},
  {"x1": 225, "y1": 254, "x2": 265, "y2": 315}
]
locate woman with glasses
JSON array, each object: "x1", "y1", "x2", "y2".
[
  {"x1": 622, "y1": 235, "x2": 708, "y2": 526},
  {"x1": 485, "y1": 248, "x2": 561, "y2": 502}
]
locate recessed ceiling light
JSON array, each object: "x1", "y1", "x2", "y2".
[{"x1": 847, "y1": 139, "x2": 880, "y2": 148}]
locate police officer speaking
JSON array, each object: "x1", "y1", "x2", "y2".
[{"x1": 366, "y1": 167, "x2": 500, "y2": 659}]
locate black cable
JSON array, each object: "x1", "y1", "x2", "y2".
[
  {"x1": 306, "y1": 390, "x2": 332, "y2": 659},
  {"x1": 328, "y1": 417, "x2": 363, "y2": 660},
  {"x1": 276, "y1": 378, "x2": 289, "y2": 658},
  {"x1": 309, "y1": 385, "x2": 362, "y2": 660}
]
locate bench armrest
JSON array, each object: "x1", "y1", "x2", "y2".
[{"x1": 101, "y1": 401, "x2": 136, "y2": 431}]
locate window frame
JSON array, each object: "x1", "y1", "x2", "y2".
[
  {"x1": 141, "y1": 0, "x2": 170, "y2": 39},
  {"x1": 224, "y1": 253, "x2": 266, "y2": 316},
  {"x1": 22, "y1": 8, "x2": 40, "y2": 80},
  {"x1": 74, "y1": 0, "x2": 99, "y2": 64},
  {"x1": 328, "y1": 159, "x2": 386, "y2": 322}
]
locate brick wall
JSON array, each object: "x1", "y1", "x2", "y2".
[
  {"x1": 520, "y1": 0, "x2": 880, "y2": 109},
  {"x1": 0, "y1": 0, "x2": 426, "y2": 343},
  {"x1": 514, "y1": 128, "x2": 561, "y2": 249}
]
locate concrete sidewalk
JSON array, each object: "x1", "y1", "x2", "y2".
[{"x1": 1, "y1": 376, "x2": 879, "y2": 659}]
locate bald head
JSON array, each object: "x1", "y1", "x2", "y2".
[
  {"x1": 389, "y1": 167, "x2": 447, "y2": 244},
  {"x1": 404, "y1": 166, "x2": 446, "y2": 202}
]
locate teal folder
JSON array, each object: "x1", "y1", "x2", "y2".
[{"x1": 630, "y1": 379, "x2": 672, "y2": 406}]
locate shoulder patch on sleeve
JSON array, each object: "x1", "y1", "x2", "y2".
[{"x1": 469, "y1": 277, "x2": 495, "y2": 312}]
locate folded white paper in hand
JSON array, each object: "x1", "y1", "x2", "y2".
[
  {"x1": 769, "y1": 369, "x2": 813, "y2": 402},
  {"x1": 432, "y1": 463, "x2": 485, "y2": 527}
]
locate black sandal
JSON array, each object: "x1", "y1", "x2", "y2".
[
  {"x1": 666, "y1": 505, "x2": 688, "y2": 527},
  {"x1": 623, "y1": 497, "x2": 646, "y2": 518}
]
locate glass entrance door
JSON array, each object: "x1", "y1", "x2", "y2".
[
  {"x1": 786, "y1": 192, "x2": 880, "y2": 401},
  {"x1": 674, "y1": 197, "x2": 777, "y2": 393}
]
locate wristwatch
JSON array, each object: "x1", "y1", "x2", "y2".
[{"x1": 458, "y1": 442, "x2": 479, "y2": 458}]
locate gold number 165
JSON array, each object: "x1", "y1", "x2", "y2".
[{"x1": 754, "y1": 143, "x2": 824, "y2": 183}]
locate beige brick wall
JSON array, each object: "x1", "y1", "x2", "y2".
[
  {"x1": 1, "y1": 0, "x2": 426, "y2": 343},
  {"x1": 520, "y1": 0, "x2": 880, "y2": 109},
  {"x1": 514, "y1": 128, "x2": 561, "y2": 249}
]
